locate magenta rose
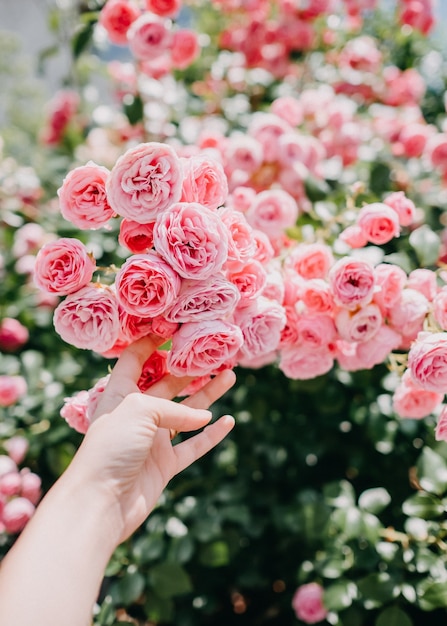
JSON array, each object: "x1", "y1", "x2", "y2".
[
  {"x1": 408, "y1": 331, "x2": 447, "y2": 393},
  {"x1": 137, "y1": 350, "x2": 169, "y2": 392},
  {"x1": 127, "y1": 13, "x2": 172, "y2": 61},
  {"x1": 53, "y1": 284, "x2": 120, "y2": 352},
  {"x1": 34, "y1": 237, "x2": 96, "y2": 295},
  {"x1": 153, "y1": 202, "x2": 229, "y2": 280},
  {"x1": 0, "y1": 318, "x2": 29, "y2": 352},
  {"x1": 292, "y1": 583, "x2": 328, "y2": 624},
  {"x1": 115, "y1": 252, "x2": 181, "y2": 317},
  {"x1": 165, "y1": 274, "x2": 240, "y2": 323},
  {"x1": 329, "y1": 257, "x2": 375, "y2": 311},
  {"x1": 168, "y1": 320, "x2": 243, "y2": 376},
  {"x1": 180, "y1": 155, "x2": 228, "y2": 211},
  {"x1": 106, "y1": 142, "x2": 183, "y2": 223},
  {"x1": 58, "y1": 162, "x2": 114, "y2": 229},
  {"x1": 234, "y1": 296, "x2": 286, "y2": 360},
  {"x1": 98, "y1": 0, "x2": 140, "y2": 45},
  {"x1": 118, "y1": 218, "x2": 155, "y2": 254}
]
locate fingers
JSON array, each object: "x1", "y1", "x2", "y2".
[
  {"x1": 173, "y1": 415, "x2": 235, "y2": 473},
  {"x1": 181, "y1": 370, "x2": 236, "y2": 410}
]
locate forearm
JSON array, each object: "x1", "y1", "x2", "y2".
[{"x1": 0, "y1": 468, "x2": 119, "y2": 626}]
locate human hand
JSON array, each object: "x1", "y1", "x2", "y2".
[{"x1": 67, "y1": 336, "x2": 236, "y2": 544}]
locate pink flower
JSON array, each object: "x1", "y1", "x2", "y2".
[
  {"x1": 99, "y1": 0, "x2": 141, "y2": 45},
  {"x1": 279, "y1": 345, "x2": 334, "y2": 380},
  {"x1": 373, "y1": 263, "x2": 407, "y2": 313},
  {"x1": 270, "y1": 95, "x2": 303, "y2": 127},
  {"x1": 0, "y1": 376, "x2": 27, "y2": 407},
  {"x1": 165, "y1": 274, "x2": 240, "y2": 323},
  {"x1": 293, "y1": 313, "x2": 337, "y2": 350},
  {"x1": 20, "y1": 470, "x2": 42, "y2": 505},
  {"x1": 0, "y1": 473, "x2": 21, "y2": 497},
  {"x1": 119, "y1": 309, "x2": 156, "y2": 342},
  {"x1": 0, "y1": 456, "x2": 17, "y2": 477},
  {"x1": 388, "y1": 288, "x2": 429, "y2": 340},
  {"x1": 220, "y1": 208, "x2": 257, "y2": 269},
  {"x1": 357, "y1": 202, "x2": 400, "y2": 245},
  {"x1": 2, "y1": 497, "x2": 35, "y2": 534},
  {"x1": 285, "y1": 243, "x2": 334, "y2": 280},
  {"x1": 180, "y1": 156, "x2": 228, "y2": 210},
  {"x1": 328, "y1": 257, "x2": 375, "y2": 311},
  {"x1": 335, "y1": 303, "x2": 382, "y2": 343},
  {"x1": 228, "y1": 260, "x2": 267, "y2": 303},
  {"x1": 119, "y1": 218, "x2": 155, "y2": 254},
  {"x1": 234, "y1": 296, "x2": 286, "y2": 360},
  {"x1": 168, "y1": 320, "x2": 243, "y2": 376},
  {"x1": 399, "y1": 0, "x2": 434, "y2": 35},
  {"x1": 171, "y1": 29, "x2": 200, "y2": 69},
  {"x1": 40, "y1": 90, "x2": 80, "y2": 146},
  {"x1": 137, "y1": 350, "x2": 169, "y2": 392},
  {"x1": 292, "y1": 583, "x2": 328, "y2": 624},
  {"x1": 247, "y1": 189, "x2": 299, "y2": 238},
  {"x1": 115, "y1": 252, "x2": 181, "y2": 317},
  {"x1": 224, "y1": 135, "x2": 264, "y2": 175},
  {"x1": 354, "y1": 324, "x2": 401, "y2": 369},
  {"x1": 408, "y1": 331, "x2": 447, "y2": 393},
  {"x1": 253, "y1": 229, "x2": 275, "y2": 265},
  {"x1": 383, "y1": 191, "x2": 416, "y2": 227},
  {"x1": 53, "y1": 285, "x2": 120, "y2": 352},
  {"x1": 127, "y1": 13, "x2": 172, "y2": 61},
  {"x1": 0, "y1": 318, "x2": 29, "y2": 352},
  {"x1": 60, "y1": 390, "x2": 90, "y2": 434},
  {"x1": 34, "y1": 238, "x2": 96, "y2": 295},
  {"x1": 248, "y1": 112, "x2": 290, "y2": 162},
  {"x1": 151, "y1": 315, "x2": 179, "y2": 339},
  {"x1": 4, "y1": 436, "x2": 28, "y2": 465},
  {"x1": 58, "y1": 162, "x2": 114, "y2": 229},
  {"x1": 339, "y1": 225, "x2": 368, "y2": 249},
  {"x1": 435, "y1": 405, "x2": 447, "y2": 442},
  {"x1": 407, "y1": 268, "x2": 437, "y2": 302},
  {"x1": 153, "y1": 202, "x2": 229, "y2": 280},
  {"x1": 146, "y1": 0, "x2": 181, "y2": 17},
  {"x1": 106, "y1": 142, "x2": 183, "y2": 223},
  {"x1": 433, "y1": 287, "x2": 447, "y2": 330},
  {"x1": 393, "y1": 370, "x2": 443, "y2": 419},
  {"x1": 300, "y1": 279, "x2": 334, "y2": 314}
]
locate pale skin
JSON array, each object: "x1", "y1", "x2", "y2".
[{"x1": 0, "y1": 336, "x2": 236, "y2": 626}]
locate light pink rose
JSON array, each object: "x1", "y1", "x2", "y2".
[
  {"x1": 99, "y1": 0, "x2": 140, "y2": 45},
  {"x1": 252, "y1": 229, "x2": 275, "y2": 265},
  {"x1": 150, "y1": 315, "x2": 179, "y2": 339},
  {"x1": 180, "y1": 155, "x2": 228, "y2": 210},
  {"x1": 220, "y1": 207, "x2": 257, "y2": 269},
  {"x1": 2, "y1": 497, "x2": 35, "y2": 534},
  {"x1": 127, "y1": 13, "x2": 172, "y2": 61},
  {"x1": 0, "y1": 376, "x2": 27, "y2": 407},
  {"x1": 357, "y1": 202, "x2": 400, "y2": 245},
  {"x1": 4, "y1": 436, "x2": 28, "y2": 465},
  {"x1": 383, "y1": 191, "x2": 416, "y2": 227},
  {"x1": 106, "y1": 142, "x2": 183, "y2": 223},
  {"x1": 407, "y1": 268, "x2": 437, "y2": 302},
  {"x1": 60, "y1": 390, "x2": 90, "y2": 434},
  {"x1": 115, "y1": 252, "x2": 181, "y2": 317},
  {"x1": 285, "y1": 243, "x2": 334, "y2": 280},
  {"x1": 0, "y1": 318, "x2": 29, "y2": 352},
  {"x1": 20, "y1": 470, "x2": 42, "y2": 505},
  {"x1": 339, "y1": 225, "x2": 368, "y2": 249},
  {"x1": 435, "y1": 405, "x2": 447, "y2": 442},
  {"x1": 293, "y1": 313, "x2": 337, "y2": 350},
  {"x1": 0, "y1": 473, "x2": 21, "y2": 497},
  {"x1": 53, "y1": 284, "x2": 120, "y2": 352},
  {"x1": 146, "y1": 0, "x2": 181, "y2": 17},
  {"x1": 228, "y1": 260, "x2": 267, "y2": 304},
  {"x1": 292, "y1": 583, "x2": 328, "y2": 624},
  {"x1": 237, "y1": 349, "x2": 278, "y2": 370},
  {"x1": 279, "y1": 345, "x2": 334, "y2": 380},
  {"x1": 171, "y1": 29, "x2": 200, "y2": 69},
  {"x1": 224, "y1": 135, "x2": 264, "y2": 175},
  {"x1": 227, "y1": 186, "x2": 257, "y2": 213},
  {"x1": 270, "y1": 96, "x2": 303, "y2": 127},
  {"x1": 58, "y1": 162, "x2": 114, "y2": 229},
  {"x1": 168, "y1": 320, "x2": 243, "y2": 376},
  {"x1": 34, "y1": 238, "x2": 95, "y2": 295},
  {"x1": 353, "y1": 324, "x2": 402, "y2": 369},
  {"x1": 248, "y1": 112, "x2": 290, "y2": 162},
  {"x1": 118, "y1": 218, "x2": 155, "y2": 254},
  {"x1": 408, "y1": 331, "x2": 447, "y2": 393},
  {"x1": 300, "y1": 279, "x2": 334, "y2": 314},
  {"x1": 388, "y1": 288, "x2": 429, "y2": 339},
  {"x1": 247, "y1": 189, "x2": 299, "y2": 238},
  {"x1": 12, "y1": 222, "x2": 46, "y2": 257},
  {"x1": 165, "y1": 274, "x2": 240, "y2": 323},
  {"x1": 393, "y1": 370, "x2": 443, "y2": 419},
  {"x1": 373, "y1": 263, "x2": 407, "y2": 313},
  {"x1": 234, "y1": 296, "x2": 286, "y2": 360},
  {"x1": 335, "y1": 303, "x2": 382, "y2": 343},
  {"x1": 262, "y1": 265, "x2": 285, "y2": 304},
  {"x1": 0, "y1": 455, "x2": 17, "y2": 477},
  {"x1": 329, "y1": 257, "x2": 375, "y2": 311},
  {"x1": 153, "y1": 202, "x2": 229, "y2": 280},
  {"x1": 433, "y1": 287, "x2": 447, "y2": 330}
]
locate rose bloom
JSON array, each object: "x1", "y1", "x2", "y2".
[
  {"x1": 119, "y1": 218, "x2": 155, "y2": 254},
  {"x1": 0, "y1": 376, "x2": 27, "y2": 407},
  {"x1": 0, "y1": 318, "x2": 29, "y2": 352},
  {"x1": 180, "y1": 155, "x2": 228, "y2": 211},
  {"x1": 356, "y1": 202, "x2": 400, "y2": 245},
  {"x1": 234, "y1": 296, "x2": 286, "y2": 360},
  {"x1": 60, "y1": 389, "x2": 90, "y2": 434},
  {"x1": 433, "y1": 287, "x2": 447, "y2": 330},
  {"x1": 150, "y1": 314, "x2": 179, "y2": 339},
  {"x1": 339, "y1": 224, "x2": 368, "y2": 249},
  {"x1": 291, "y1": 583, "x2": 328, "y2": 625},
  {"x1": 4, "y1": 436, "x2": 29, "y2": 465},
  {"x1": 220, "y1": 208, "x2": 257, "y2": 269},
  {"x1": 335, "y1": 324, "x2": 401, "y2": 372},
  {"x1": 58, "y1": 162, "x2": 114, "y2": 230},
  {"x1": 270, "y1": 95, "x2": 303, "y2": 127},
  {"x1": 335, "y1": 303, "x2": 382, "y2": 343},
  {"x1": 34, "y1": 238, "x2": 95, "y2": 296},
  {"x1": 99, "y1": 0, "x2": 140, "y2": 45},
  {"x1": 399, "y1": 0, "x2": 434, "y2": 35},
  {"x1": 224, "y1": 135, "x2": 264, "y2": 175},
  {"x1": 279, "y1": 344, "x2": 334, "y2": 380},
  {"x1": 40, "y1": 90, "x2": 79, "y2": 146},
  {"x1": 127, "y1": 13, "x2": 172, "y2": 62},
  {"x1": 393, "y1": 370, "x2": 443, "y2": 419},
  {"x1": 247, "y1": 112, "x2": 290, "y2": 162},
  {"x1": 115, "y1": 252, "x2": 181, "y2": 317},
  {"x1": 329, "y1": 257, "x2": 375, "y2": 311},
  {"x1": 0, "y1": 472, "x2": 21, "y2": 497},
  {"x1": 137, "y1": 350, "x2": 169, "y2": 392},
  {"x1": 118, "y1": 308, "x2": 155, "y2": 342},
  {"x1": 171, "y1": 29, "x2": 200, "y2": 69},
  {"x1": 146, "y1": 0, "x2": 180, "y2": 16},
  {"x1": 285, "y1": 243, "x2": 334, "y2": 280},
  {"x1": 435, "y1": 405, "x2": 447, "y2": 442},
  {"x1": 165, "y1": 274, "x2": 240, "y2": 323},
  {"x1": 228, "y1": 260, "x2": 267, "y2": 303},
  {"x1": 246, "y1": 189, "x2": 299, "y2": 239},
  {"x1": 12, "y1": 222, "x2": 46, "y2": 258},
  {"x1": 388, "y1": 288, "x2": 429, "y2": 340},
  {"x1": 2, "y1": 497, "x2": 35, "y2": 534},
  {"x1": 373, "y1": 263, "x2": 407, "y2": 313},
  {"x1": 407, "y1": 268, "x2": 437, "y2": 302},
  {"x1": 53, "y1": 284, "x2": 120, "y2": 353},
  {"x1": 153, "y1": 202, "x2": 229, "y2": 280},
  {"x1": 383, "y1": 191, "x2": 416, "y2": 227},
  {"x1": 20, "y1": 470, "x2": 42, "y2": 505},
  {"x1": 168, "y1": 320, "x2": 243, "y2": 377},
  {"x1": 106, "y1": 142, "x2": 183, "y2": 223},
  {"x1": 408, "y1": 331, "x2": 447, "y2": 393},
  {"x1": 300, "y1": 279, "x2": 334, "y2": 314},
  {"x1": 227, "y1": 186, "x2": 257, "y2": 214},
  {"x1": 262, "y1": 265, "x2": 285, "y2": 304},
  {"x1": 397, "y1": 122, "x2": 432, "y2": 159}
]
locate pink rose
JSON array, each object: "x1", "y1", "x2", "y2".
[
  {"x1": 329, "y1": 257, "x2": 375, "y2": 311},
  {"x1": 34, "y1": 238, "x2": 96, "y2": 296},
  {"x1": 60, "y1": 390, "x2": 90, "y2": 434},
  {"x1": 0, "y1": 376, "x2": 27, "y2": 407},
  {"x1": 388, "y1": 288, "x2": 429, "y2": 339},
  {"x1": 292, "y1": 583, "x2": 328, "y2": 624},
  {"x1": 279, "y1": 345, "x2": 334, "y2": 380},
  {"x1": 12, "y1": 223, "x2": 46, "y2": 257},
  {"x1": 248, "y1": 112, "x2": 290, "y2": 162},
  {"x1": 227, "y1": 186, "x2": 257, "y2": 213},
  {"x1": 127, "y1": 13, "x2": 172, "y2": 61},
  {"x1": 168, "y1": 320, "x2": 243, "y2": 376},
  {"x1": 433, "y1": 287, "x2": 447, "y2": 330},
  {"x1": 20, "y1": 470, "x2": 42, "y2": 505},
  {"x1": 300, "y1": 279, "x2": 334, "y2": 314},
  {"x1": 339, "y1": 225, "x2": 368, "y2": 249},
  {"x1": 106, "y1": 142, "x2": 183, "y2": 223},
  {"x1": 435, "y1": 405, "x2": 447, "y2": 442},
  {"x1": 146, "y1": 0, "x2": 181, "y2": 17},
  {"x1": 0, "y1": 318, "x2": 29, "y2": 352},
  {"x1": 0, "y1": 473, "x2": 21, "y2": 497},
  {"x1": 58, "y1": 162, "x2": 114, "y2": 229},
  {"x1": 180, "y1": 155, "x2": 228, "y2": 210},
  {"x1": 2, "y1": 497, "x2": 35, "y2": 534},
  {"x1": 247, "y1": 189, "x2": 299, "y2": 238},
  {"x1": 228, "y1": 260, "x2": 267, "y2": 303},
  {"x1": 165, "y1": 275, "x2": 240, "y2": 323},
  {"x1": 270, "y1": 95, "x2": 303, "y2": 127},
  {"x1": 137, "y1": 350, "x2": 169, "y2": 392},
  {"x1": 4, "y1": 436, "x2": 29, "y2": 465},
  {"x1": 0, "y1": 455, "x2": 17, "y2": 477},
  {"x1": 252, "y1": 229, "x2": 275, "y2": 265},
  {"x1": 373, "y1": 263, "x2": 407, "y2": 313},
  {"x1": 99, "y1": 0, "x2": 140, "y2": 45},
  {"x1": 171, "y1": 29, "x2": 200, "y2": 69},
  {"x1": 408, "y1": 331, "x2": 447, "y2": 393},
  {"x1": 262, "y1": 265, "x2": 285, "y2": 303},
  {"x1": 220, "y1": 207, "x2": 257, "y2": 269},
  {"x1": 150, "y1": 315, "x2": 179, "y2": 339},
  {"x1": 115, "y1": 252, "x2": 181, "y2": 317},
  {"x1": 153, "y1": 202, "x2": 229, "y2": 280},
  {"x1": 224, "y1": 135, "x2": 264, "y2": 175},
  {"x1": 53, "y1": 284, "x2": 120, "y2": 352},
  {"x1": 407, "y1": 268, "x2": 437, "y2": 302},
  {"x1": 119, "y1": 309, "x2": 155, "y2": 342},
  {"x1": 383, "y1": 191, "x2": 416, "y2": 227},
  {"x1": 118, "y1": 218, "x2": 155, "y2": 254},
  {"x1": 354, "y1": 324, "x2": 402, "y2": 369},
  {"x1": 335, "y1": 303, "x2": 382, "y2": 343},
  {"x1": 393, "y1": 370, "x2": 443, "y2": 419},
  {"x1": 285, "y1": 243, "x2": 334, "y2": 280},
  {"x1": 234, "y1": 296, "x2": 286, "y2": 360},
  {"x1": 357, "y1": 202, "x2": 400, "y2": 245}
]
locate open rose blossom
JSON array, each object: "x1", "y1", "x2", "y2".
[
  {"x1": 170, "y1": 29, "x2": 200, "y2": 69},
  {"x1": 180, "y1": 156, "x2": 228, "y2": 211},
  {"x1": 0, "y1": 376, "x2": 27, "y2": 407},
  {"x1": 118, "y1": 218, "x2": 155, "y2": 254},
  {"x1": 356, "y1": 202, "x2": 401, "y2": 245},
  {"x1": 408, "y1": 332, "x2": 447, "y2": 393},
  {"x1": 292, "y1": 583, "x2": 328, "y2": 624},
  {"x1": 329, "y1": 256, "x2": 375, "y2": 310},
  {"x1": 168, "y1": 320, "x2": 244, "y2": 376},
  {"x1": 393, "y1": 370, "x2": 443, "y2": 419},
  {"x1": 106, "y1": 142, "x2": 183, "y2": 223},
  {"x1": 0, "y1": 318, "x2": 29, "y2": 352},
  {"x1": 146, "y1": 0, "x2": 181, "y2": 18},
  {"x1": 57, "y1": 162, "x2": 115, "y2": 229},
  {"x1": 53, "y1": 285, "x2": 120, "y2": 352},
  {"x1": 165, "y1": 275, "x2": 240, "y2": 323},
  {"x1": 127, "y1": 13, "x2": 172, "y2": 62},
  {"x1": 34, "y1": 238, "x2": 96, "y2": 295},
  {"x1": 99, "y1": 0, "x2": 141, "y2": 45}
]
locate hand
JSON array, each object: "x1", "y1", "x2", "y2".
[{"x1": 68, "y1": 336, "x2": 236, "y2": 544}]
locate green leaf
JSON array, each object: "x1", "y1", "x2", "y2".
[
  {"x1": 402, "y1": 492, "x2": 444, "y2": 520},
  {"x1": 357, "y1": 572, "x2": 399, "y2": 607},
  {"x1": 358, "y1": 488, "x2": 391, "y2": 515},
  {"x1": 416, "y1": 447, "x2": 447, "y2": 495},
  {"x1": 144, "y1": 591, "x2": 174, "y2": 623},
  {"x1": 199, "y1": 541, "x2": 230, "y2": 567},
  {"x1": 409, "y1": 225, "x2": 441, "y2": 267},
  {"x1": 375, "y1": 605, "x2": 413, "y2": 626},
  {"x1": 72, "y1": 22, "x2": 94, "y2": 58},
  {"x1": 167, "y1": 534, "x2": 195, "y2": 564},
  {"x1": 369, "y1": 162, "x2": 391, "y2": 195},
  {"x1": 109, "y1": 570, "x2": 145, "y2": 605},
  {"x1": 123, "y1": 94, "x2": 144, "y2": 126},
  {"x1": 417, "y1": 579, "x2": 447, "y2": 610},
  {"x1": 132, "y1": 533, "x2": 165, "y2": 564},
  {"x1": 323, "y1": 580, "x2": 357, "y2": 611},
  {"x1": 304, "y1": 176, "x2": 331, "y2": 202},
  {"x1": 148, "y1": 562, "x2": 193, "y2": 598}
]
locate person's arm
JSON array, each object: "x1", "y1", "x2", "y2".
[{"x1": 0, "y1": 337, "x2": 236, "y2": 626}]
